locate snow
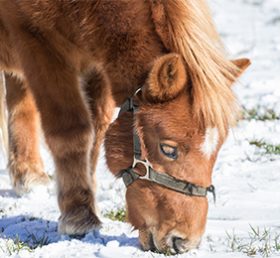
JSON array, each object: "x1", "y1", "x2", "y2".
[{"x1": 1, "y1": 0, "x2": 280, "y2": 257}]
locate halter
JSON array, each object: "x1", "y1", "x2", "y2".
[{"x1": 118, "y1": 89, "x2": 216, "y2": 202}]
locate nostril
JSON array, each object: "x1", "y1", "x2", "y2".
[{"x1": 172, "y1": 236, "x2": 184, "y2": 253}]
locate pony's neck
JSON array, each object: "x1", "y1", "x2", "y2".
[{"x1": 105, "y1": 112, "x2": 134, "y2": 176}]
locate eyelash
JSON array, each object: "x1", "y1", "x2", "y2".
[{"x1": 160, "y1": 144, "x2": 178, "y2": 160}]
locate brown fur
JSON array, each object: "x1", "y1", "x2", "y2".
[
  {"x1": 5, "y1": 74, "x2": 49, "y2": 194},
  {"x1": 143, "y1": 54, "x2": 187, "y2": 103},
  {"x1": 0, "y1": 0, "x2": 250, "y2": 253}
]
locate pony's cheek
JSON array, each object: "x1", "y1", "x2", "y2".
[{"x1": 125, "y1": 181, "x2": 158, "y2": 229}]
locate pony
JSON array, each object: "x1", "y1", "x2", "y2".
[{"x1": 0, "y1": 0, "x2": 250, "y2": 254}]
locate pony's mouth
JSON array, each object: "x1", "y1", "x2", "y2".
[
  {"x1": 143, "y1": 231, "x2": 201, "y2": 254},
  {"x1": 149, "y1": 234, "x2": 185, "y2": 254},
  {"x1": 148, "y1": 232, "x2": 157, "y2": 252}
]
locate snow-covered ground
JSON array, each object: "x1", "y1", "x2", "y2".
[{"x1": 1, "y1": 0, "x2": 280, "y2": 257}]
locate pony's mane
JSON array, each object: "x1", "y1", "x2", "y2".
[{"x1": 149, "y1": 0, "x2": 240, "y2": 136}]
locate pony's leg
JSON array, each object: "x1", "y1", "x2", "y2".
[
  {"x1": 83, "y1": 69, "x2": 115, "y2": 190},
  {"x1": 15, "y1": 40, "x2": 100, "y2": 235},
  {"x1": 5, "y1": 74, "x2": 49, "y2": 195}
]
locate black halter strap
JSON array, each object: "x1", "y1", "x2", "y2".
[{"x1": 118, "y1": 92, "x2": 216, "y2": 202}]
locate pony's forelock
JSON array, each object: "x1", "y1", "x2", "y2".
[{"x1": 150, "y1": 0, "x2": 241, "y2": 136}]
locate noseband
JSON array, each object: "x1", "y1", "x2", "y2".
[{"x1": 118, "y1": 90, "x2": 216, "y2": 202}]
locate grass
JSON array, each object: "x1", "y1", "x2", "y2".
[
  {"x1": 104, "y1": 208, "x2": 126, "y2": 222},
  {"x1": 0, "y1": 228, "x2": 51, "y2": 256},
  {"x1": 242, "y1": 107, "x2": 279, "y2": 121},
  {"x1": 0, "y1": 236, "x2": 32, "y2": 256},
  {"x1": 29, "y1": 232, "x2": 50, "y2": 248},
  {"x1": 249, "y1": 140, "x2": 280, "y2": 155},
  {"x1": 226, "y1": 226, "x2": 280, "y2": 257},
  {"x1": 243, "y1": 106, "x2": 280, "y2": 156}
]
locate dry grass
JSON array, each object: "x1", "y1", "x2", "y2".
[{"x1": 226, "y1": 226, "x2": 280, "y2": 257}]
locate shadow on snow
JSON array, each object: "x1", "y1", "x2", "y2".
[{"x1": 0, "y1": 215, "x2": 138, "y2": 249}]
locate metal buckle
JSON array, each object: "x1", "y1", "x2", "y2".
[
  {"x1": 134, "y1": 87, "x2": 142, "y2": 96},
  {"x1": 207, "y1": 185, "x2": 216, "y2": 203},
  {"x1": 132, "y1": 156, "x2": 151, "y2": 180}
]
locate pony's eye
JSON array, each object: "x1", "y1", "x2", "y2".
[{"x1": 160, "y1": 144, "x2": 178, "y2": 160}]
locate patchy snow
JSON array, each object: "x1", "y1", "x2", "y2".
[{"x1": 1, "y1": 0, "x2": 280, "y2": 257}]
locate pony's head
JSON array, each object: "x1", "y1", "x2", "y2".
[{"x1": 105, "y1": 53, "x2": 250, "y2": 254}]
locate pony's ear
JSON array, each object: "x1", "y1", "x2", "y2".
[
  {"x1": 232, "y1": 58, "x2": 251, "y2": 79},
  {"x1": 143, "y1": 53, "x2": 187, "y2": 103}
]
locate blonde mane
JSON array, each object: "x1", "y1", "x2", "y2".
[{"x1": 150, "y1": 0, "x2": 240, "y2": 136}]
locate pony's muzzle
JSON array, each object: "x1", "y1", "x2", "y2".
[
  {"x1": 141, "y1": 232, "x2": 200, "y2": 255},
  {"x1": 140, "y1": 227, "x2": 201, "y2": 254},
  {"x1": 165, "y1": 234, "x2": 201, "y2": 254}
]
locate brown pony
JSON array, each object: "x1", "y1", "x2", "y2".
[{"x1": 0, "y1": 0, "x2": 250, "y2": 254}]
